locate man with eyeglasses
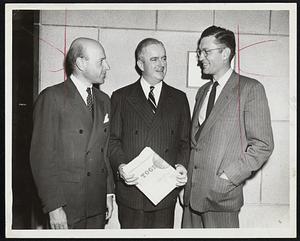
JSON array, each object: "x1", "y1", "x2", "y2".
[{"x1": 182, "y1": 25, "x2": 274, "y2": 228}]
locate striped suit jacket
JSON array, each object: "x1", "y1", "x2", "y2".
[
  {"x1": 30, "y1": 79, "x2": 114, "y2": 225},
  {"x1": 184, "y1": 71, "x2": 274, "y2": 212},
  {"x1": 109, "y1": 80, "x2": 191, "y2": 211}
]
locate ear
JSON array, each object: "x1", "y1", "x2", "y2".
[
  {"x1": 75, "y1": 57, "x2": 86, "y2": 71},
  {"x1": 222, "y1": 47, "x2": 231, "y2": 62},
  {"x1": 137, "y1": 59, "x2": 144, "y2": 72}
]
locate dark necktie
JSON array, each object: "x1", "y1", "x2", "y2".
[
  {"x1": 195, "y1": 81, "x2": 219, "y2": 141},
  {"x1": 148, "y1": 86, "x2": 157, "y2": 114},
  {"x1": 86, "y1": 87, "x2": 94, "y2": 118}
]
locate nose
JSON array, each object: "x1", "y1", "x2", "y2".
[
  {"x1": 198, "y1": 51, "x2": 206, "y2": 62},
  {"x1": 158, "y1": 58, "x2": 166, "y2": 68},
  {"x1": 104, "y1": 60, "x2": 110, "y2": 70}
]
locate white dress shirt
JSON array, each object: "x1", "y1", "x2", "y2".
[
  {"x1": 140, "y1": 77, "x2": 163, "y2": 105},
  {"x1": 198, "y1": 68, "x2": 233, "y2": 125},
  {"x1": 70, "y1": 74, "x2": 93, "y2": 105}
]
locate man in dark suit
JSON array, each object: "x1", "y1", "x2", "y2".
[
  {"x1": 30, "y1": 37, "x2": 114, "y2": 229},
  {"x1": 182, "y1": 25, "x2": 274, "y2": 228},
  {"x1": 109, "y1": 38, "x2": 191, "y2": 228}
]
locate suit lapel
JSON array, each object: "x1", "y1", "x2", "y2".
[
  {"x1": 146, "y1": 82, "x2": 173, "y2": 141},
  {"x1": 191, "y1": 81, "x2": 211, "y2": 146},
  {"x1": 127, "y1": 80, "x2": 154, "y2": 127},
  {"x1": 87, "y1": 88, "x2": 105, "y2": 151},
  {"x1": 197, "y1": 72, "x2": 239, "y2": 142},
  {"x1": 64, "y1": 78, "x2": 93, "y2": 129}
]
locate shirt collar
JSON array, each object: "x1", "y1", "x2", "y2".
[
  {"x1": 70, "y1": 74, "x2": 93, "y2": 104},
  {"x1": 140, "y1": 76, "x2": 162, "y2": 89},
  {"x1": 70, "y1": 74, "x2": 93, "y2": 90},
  {"x1": 140, "y1": 76, "x2": 163, "y2": 99},
  {"x1": 213, "y1": 68, "x2": 233, "y2": 87}
]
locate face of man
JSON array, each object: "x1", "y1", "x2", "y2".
[
  {"x1": 138, "y1": 43, "x2": 167, "y2": 85},
  {"x1": 198, "y1": 35, "x2": 228, "y2": 80},
  {"x1": 83, "y1": 43, "x2": 110, "y2": 84}
]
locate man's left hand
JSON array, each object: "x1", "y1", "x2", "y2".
[
  {"x1": 175, "y1": 164, "x2": 187, "y2": 187},
  {"x1": 106, "y1": 195, "x2": 113, "y2": 220}
]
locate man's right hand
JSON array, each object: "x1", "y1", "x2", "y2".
[
  {"x1": 49, "y1": 207, "x2": 68, "y2": 229},
  {"x1": 118, "y1": 163, "x2": 139, "y2": 185}
]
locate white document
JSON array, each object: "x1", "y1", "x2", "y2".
[{"x1": 122, "y1": 147, "x2": 177, "y2": 206}]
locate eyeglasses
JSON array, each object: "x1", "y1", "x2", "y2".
[{"x1": 196, "y1": 47, "x2": 224, "y2": 57}]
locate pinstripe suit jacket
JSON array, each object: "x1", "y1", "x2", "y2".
[
  {"x1": 30, "y1": 78, "x2": 114, "y2": 225},
  {"x1": 184, "y1": 71, "x2": 274, "y2": 212},
  {"x1": 109, "y1": 80, "x2": 191, "y2": 211}
]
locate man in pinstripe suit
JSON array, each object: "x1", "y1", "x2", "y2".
[
  {"x1": 109, "y1": 38, "x2": 191, "y2": 228},
  {"x1": 182, "y1": 26, "x2": 274, "y2": 228}
]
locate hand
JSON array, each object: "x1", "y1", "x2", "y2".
[
  {"x1": 178, "y1": 188, "x2": 184, "y2": 206},
  {"x1": 105, "y1": 195, "x2": 113, "y2": 220},
  {"x1": 219, "y1": 172, "x2": 229, "y2": 180},
  {"x1": 118, "y1": 163, "x2": 139, "y2": 185},
  {"x1": 175, "y1": 164, "x2": 188, "y2": 187},
  {"x1": 49, "y1": 207, "x2": 68, "y2": 229}
]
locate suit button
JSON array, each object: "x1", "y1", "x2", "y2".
[
  {"x1": 86, "y1": 151, "x2": 90, "y2": 155},
  {"x1": 194, "y1": 166, "x2": 198, "y2": 169},
  {"x1": 79, "y1": 129, "x2": 83, "y2": 134},
  {"x1": 104, "y1": 128, "x2": 107, "y2": 133},
  {"x1": 165, "y1": 149, "x2": 168, "y2": 153},
  {"x1": 135, "y1": 130, "x2": 138, "y2": 135},
  {"x1": 87, "y1": 172, "x2": 91, "y2": 176},
  {"x1": 171, "y1": 130, "x2": 174, "y2": 135},
  {"x1": 101, "y1": 148, "x2": 104, "y2": 153}
]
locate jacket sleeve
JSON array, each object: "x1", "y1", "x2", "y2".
[
  {"x1": 108, "y1": 91, "x2": 128, "y2": 175},
  {"x1": 30, "y1": 89, "x2": 66, "y2": 213},
  {"x1": 223, "y1": 82, "x2": 274, "y2": 186},
  {"x1": 104, "y1": 100, "x2": 115, "y2": 194},
  {"x1": 176, "y1": 93, "x2": 191, "y2": 168}
]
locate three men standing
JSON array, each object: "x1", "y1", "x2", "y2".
[
  {"x1": 30, "y1": 26, "x2": 274, "y2": 230},
  {"x1": 109, "y1": 38, "x2": 191, "y2": 228},
  {"x1": 182, "y1": 26, "x2": 274, "y2": 228}
]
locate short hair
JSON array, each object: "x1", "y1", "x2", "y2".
[
  {"x1": 64, "y1": 38, "x2": 86, "y2": 77},
  {"x1": 134, "y1": 38, "x2": 165, "y2": 75},
  {"x1": 135, "y1": 38, "x2": 165, "y2": 62},
  {"x1": 198, "y1": 25, "x2": 236, "y2": 62}
]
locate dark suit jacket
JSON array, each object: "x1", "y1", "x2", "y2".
[
  {"x1": 109, "y1": 80, "x2": 191, "y2": 211},
  {"x1": 30, "y1": 78, "x2": 114, "y2": 225},
  {"x1": 184, "y1": 71, "x2": 274, "y2": 213}
]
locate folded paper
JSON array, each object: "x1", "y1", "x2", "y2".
[{"x1": 122, "y1": 147, "x2": 177, "y2": 205}]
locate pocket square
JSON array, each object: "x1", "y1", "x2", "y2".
[{"x1": 104, "y1": 113, "x2": 109, "y2": 123}]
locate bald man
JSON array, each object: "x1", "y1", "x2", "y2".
[{"x1": 30, "y1": 38, "x2": 114, "y2": 229}]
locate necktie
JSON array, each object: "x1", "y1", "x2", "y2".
[
  {"x1": 86, "y1": 87, "x2": 94, "y2": 118},
  {"x1": 205, "y1": 81, "x2": 219, "y2": 119},
  {"x1": 148, "y1": 86, "x2": 157, "y2": 114},
  {"x1": 195, "y1": 81, "x2": 219, "y2": 141}
]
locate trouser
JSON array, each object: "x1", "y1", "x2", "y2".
[
  {"x1": 182, "y1": 205, "x2": 239, "y2": 228},
  {"x1": 69, "y1": 214, "x2": 106, "y2": 229},
  {"x1": 118, "y1": 204, "x2": 175, "y2": 229}
]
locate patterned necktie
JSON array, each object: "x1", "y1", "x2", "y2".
[
  {"x1": 195, "y1": 81, "x2": 219, "y2": 141},
  {"x1": 86, "y1": 87, "x2": 94, "y2": 118},
  {"x1": 148, "y1": 86, "x2": 157, "y2": 114}
]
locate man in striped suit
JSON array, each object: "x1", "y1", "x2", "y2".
[
  {"x1": 109, "y1": 38, "x2": 191, "y2": 228},
  {"x1": 182, "y1": 26, "x2": 274, "y2": 228}
]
